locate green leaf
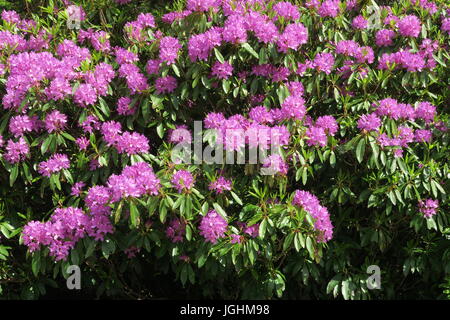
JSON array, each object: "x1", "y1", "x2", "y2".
[
  {"x1": 214, "y1": 48, "x2": 224, "y2": 63},
  {"x1": 129, "y1": 202, "x2": 139, "y2": 228},
  {"x1": 242, "y1": 43, "x2": 258, "y2": 59},
  {"x1": 356, "y1": 138, "x2": 365, "y2": 163},
  {"x1": 10, "y1": 165, "x2": 18, "y2": 187},
  {"x1": 230, "y1": 191, "x2": 243, "y2": 205},
  {"x1": 32, "y1": 253, "x2": 41, "y2": 277},
  {"x1": 259, "y1": 218, "x2": 267, "y2": 239},
  {"x1": 213, "y1": 202, "x2": 227, "y2": 220},
  {"x1": 156, "y1": 123, "x2": 165, "y2": 139},
  {"x1": 101, "y1": 239, "x2": 116, "y2": 259}
]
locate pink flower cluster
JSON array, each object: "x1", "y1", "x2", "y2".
[
  {"x1": 22, "y1": 207, "x2": 113, "y2": 261},
  {"x1": 292, "y1": 190, "x2": 334, "y2": 242},
  {"x1": 199, "y1": 210, "x2": 228, "y2": 243},
  {"x1": 418, "y1": 199, "x2": 439, "y2": 219},
  {"x1": 38, "y1": 153, "x2": 70, "y2": 177},
  {"x1": 101, "y1": 121, "x2": 150, "y2": 155},
  {"x1": 171, "y1": 170, "x2": 195, "y2": 193},
  {"x1": 209, "y1": 176, "x2": 232, "y2": 194}
]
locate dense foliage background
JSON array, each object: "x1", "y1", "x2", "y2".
[{"x1": 0, "y1": 0, "x2": 449, "y2": 299}]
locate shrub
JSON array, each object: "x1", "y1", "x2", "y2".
[{"x1": 0, "y1": 0, "x2": 449, "y2": 299}]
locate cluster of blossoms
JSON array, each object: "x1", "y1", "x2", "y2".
[
  {"x1": 38, "y1": 153, "x2": 70, "y2": 177},
  {"x1": 101, "y1": 121, "x2": 150, "y2": 155},
  {"x1": 3, "y1": 137, "x2": 29, "y2": 163},
  {"x1": 418, "y1": 199, "x2": 439, "y2": 219},
  {"x1": 22, "y1": 207, "x2": 113, "y2": 261},
  {"x1": 357, "y1": 98, "x2": 439, "y2": 157},
  {"x1": 166, "y1": 218, "x2": 186, "y2": 243},
  {"x1": 171, "y1": 170, "x2": 195, "y2": 193},
  {"x1": 22, "y1": 162, "x2": 162, "y2": 261},
  {"x1": 106, "y1": 162, "x2": 161, "y2": 202},
  {"x1": 292, "y1": 190, "x2": 334, "y2": 242},
  {"x1": 199, "y1": 210, "x2": 228, "y2": 243},
  {"x1": 209, "y1": 176, "x2": 232, "y2": 194}
]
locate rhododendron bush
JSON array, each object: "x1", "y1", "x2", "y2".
[{"x1": 0, "y1": 0, "x2": 449, "y2": 299}]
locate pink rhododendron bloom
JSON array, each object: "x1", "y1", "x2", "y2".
[{"x1": 199, "y1": 210, "x2": 228, "y2": 244}]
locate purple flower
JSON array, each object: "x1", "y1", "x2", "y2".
[
  {"x1": 292, "y1": 190, "x2": 333, "y2": 242},
  {"x1": 277, "y1": 22, "x2": 308, "y2": 53},
  {"x1": 171, "y1": 170, "x2": 195, "y2": 193},
  {"x1": 211, "y1": 61, "x2": 233, "y2": 79},
  {"x1": 4, "y1": 137, "x2": 29, "y2": 163},
  {"x1": 71, "y1": 181, "x2": 86, "y2": 196},
  {"x1": 117, "y1": 97, "x2": 136, "y2": 116},
  {"x1": 273, "y1": 2, "x2": 300, "y2": 21},
  {"x1": 398, "y1": 15, "x2": 421, "y2": 38},
  {"x1": 45, "y1": 110, "x2": 67, "y2": 133},
  {"x1": 313, "y1": 52, "x2": 335, "y2": 74},
  {"x1": 74, "y1": 83, "x2": 97, "y2": 107},
  {"x1": 414, "y1": 129, "x2": 432, "y2": 143},
  {"x1": 167, "y1": 125, "x2": 192, "y2": 144},
  {"x1": 76, "y1": 136, "x2": 90, "y2": 150},
  {"x1": 38, "y1": 153, "x2": 70, "y2": 177},
  {"x1": 415, "y1": 101, "x2": 436, "y2": 123},
  {"x1": 306, "y1": 126, "x2": 327, "y2": 147},
  {"x1": 375, "y1": 29, "x2": 396, "y2": 47},
  {"x1": 209, "y1": 176, "x2": 232, "y2": 194},
  {"x1": 199, "y1": 210, "x2": 228, "y2": 244},
  {"x1": 166, "y1": 218, "x2": 186, "y2": 243},
  {"x1": 155, "y1": 76, "x2": 177, "y2": 94},
  {"x1": 159, "y1": 36, "x2": 182, "y2": 65},
  {"x1": 281, "y1": 95, "x2": 306, "y2": 121},
  {"x1": 418, "y1": 199, "x2": 439, "y2": 218},
  {"x1": 315, "y1": 115, "x2": 338, "y2": 136},
  {"x1": 357, "y1": 114, "x2": 381, "y2": 132},
  {"x1": 262, "y1": 154, "x2": 289, "y2": 175},
  {"x1": 9, "y1": 115, "x2": 35, "y2": 137},
  {"x1": 352, "y1": 15, "x2": 367, "y2": 29},
  {"x1": 318, "y1": 0, "x2": 340, "y2": 18}
]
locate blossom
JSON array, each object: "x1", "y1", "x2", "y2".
[
  {"x1": 418, "y1": 199, "x2": 439, "y2": 218},
  {"x1": 167, "y1": 125, "x2": 192, "y2": 144},
  {"x1": 222, "y1": 14, "x2": 247, "y2": 44},
  {"x1": 4, "y1": 137, "x2": 29, "y2": 163},
  {"x1": 277, "y1": 22, "x2": 308, "y2": 53},
  {"x1": 211, "y1": 61, "x2": 233, "y2": 79},
  {"x1": 155, "y1": 76, "x2": 177, "y2": 94},
  {"x1": 398, "y1": 15, "x2": 421, "y2": 37},
  {"x1": 159, "y1": 36, "x2": 182, "y2": 65},
  {"x1": 414, "y1": 129, "x2": 432, "y2": 143},
  {"x1": 249, "y1": 106, "x2": 274, "y2": 124},
  {"x1": 262, "y1": 154, "x2": 288, "y2": 175},
  {"x1": 187, "y1": 0, "x2": 220, "y2": 12},
  {"x1": 74, "y1": 83, "x2": 97, "y2": 107},
  {"x1": 117, "y1": 97, "x2": 136, "y2": 116},
  {"x1": 315, "y1": 116, "x2": 338, "y2": 136},
  {"x1": 273, "y1": 2, "x2": 300, "y2": 21},
  {"x1": 171, "y1": 170, "x2": 195, "y2": 193},
  {"x1": 415, "y1": 101, "x2": 436, "y2": 123},
  {"x1": 115, "y1": 132, "x2": 150, "y2": 155},
  {"x1": 357, "y1": 114, "x2": 381, "y2": 132},
  {"x1": 313, "y1": 52, "x2": 335, "y2": 74},
  {"x1": 281, "y1": 95, "x2": 306, "y2": 120},
  {"x1": 45, "y1": 110, "x2": 67, "y2": 133},
  {"x1": 166, "y1": 218, "x2": 186, "y2": 243},
  {"x1": 375, "y1": 29, "x2": 396, "y2": 47},
  {"x1": 352, "y1": 15, "x2": 367, "y2": 29},
  {"x1": 38, "y1": 153, "x2": 70, "y2": 177},
  {"x1": 318, "y1": 0, "x2": 340, "y2": 18},
  {"x1": 209, "y1": 176, "x2": 232, "y2": 194},
  {"x1": 199, "y1": 210, "x2": 228, "y2": 244},
  {"x1": 292, "y1": 190, "x2": 333, "y2": 242},
  {"x1": 9, "y1": 115, "x2": 35, "y2": 137},
  {"x1": 146, "y1": 59, "x2": 161, "y2": 75},
  {"x1": 305, "y1": 126, "x2": 327, "y2": 147},
  {"x1": 71, "y1": 181, "x2": 86, "y2": 196}
]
